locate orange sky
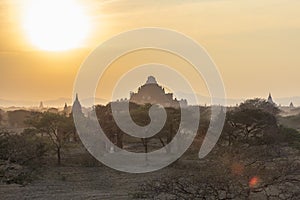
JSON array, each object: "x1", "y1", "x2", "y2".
[{"x1": 0, "y1": 0, "x2": 300, "y2": 105}]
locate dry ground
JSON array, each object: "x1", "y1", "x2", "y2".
[{"x1": 0, "y1": 144, "x2": 193, "y2": 200}]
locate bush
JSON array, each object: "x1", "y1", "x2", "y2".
[
  {"x1": 279, "y1": 126, "x2": 300, "y2": 149},
  {"x1": 0, "y1": 129, "x2": 49, "y2": 185},
  {"x1": 0, "y1": 129, "x2": 49, "y2": 166},
  {"x1": 0, "y1": 160, "x2": 34, "y2": 185}
]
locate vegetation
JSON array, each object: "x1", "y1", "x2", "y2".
[
  {"x1": 132, "y1": 99, "x2": 300, "y2": 199},
  {"x1": 27, "y1": 112, "x2": 75, "y2": 165},
  {"x1": 239, "y1": 98, "x2": 280, "y2": 115},
  {"x1": 95, "y1": 103, "x2": 181, "y2": 153},
  {"x1": 0, "y1": 98, "x2": 299, "y2": 199},
  {"x1": 134, "y1": 156, "x2": 299, "y2": 199},
  {"x1": 278, "y1": 113, "x2": 300, "y2": 131},
  {"x1": 222, "y1": 99, "x2": 279, "y2": 146},
  {"x1": 0, "y1": 110, "x2": 2, "y2": 124},
  {"x1": 279, "y1": 125, "x2": 300, "y2": 149},
  {"x1": 0, "y1": 129, "x2": 48, "y2": 184}
]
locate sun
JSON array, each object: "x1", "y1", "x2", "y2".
[{"x1": 23, "y1": 0, "x2": 90, "y2": 51}]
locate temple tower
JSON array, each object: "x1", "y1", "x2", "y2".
[
  {"x1": 72, "y1": 93, "x2": 83, "y2": 115},
  {"x1": 267, "y1": 93, "x2": 275, "y2": 104}
]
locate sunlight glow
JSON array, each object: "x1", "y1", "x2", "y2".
[{"x1": 23, "y1": 0, "x2": 90, "y2": 51}]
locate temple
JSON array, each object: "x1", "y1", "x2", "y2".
[
  {"x1": 72, "y1": 93, "x2": 83, "y2": 115},
  {"x1": 290, "y1": 102, "x2": 295, "y2": 109},
  {"x1": 129, "y1": 76, "x2": 187, "y2": 108},
  {"x1": 267, "y1": 93, "x2": 275, "y2": 104}
]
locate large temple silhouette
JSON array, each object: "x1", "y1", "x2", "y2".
[{"x1": 129, "y1": 76, "x2": 187, "y2": 108}]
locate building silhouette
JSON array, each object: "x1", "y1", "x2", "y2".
[
  {"x1": 267, "y1": 93, "x2": 275, "y2": 104},
  {"x1": 72, "y1": 93, "x2": 83, "y2": 115},
  {"x1": 39, "y1": 101, "x2": 44, "y2": 109},
  {"x1": 290, "y1": 102, "x2": 295, "y2": 109},
  {"x1": 129, "y1": 76, "x2": 187, "y2": 108}
]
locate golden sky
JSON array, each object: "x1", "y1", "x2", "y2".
[{"x1": 0, "y1": 0, "x2": 300, "y2": 105}]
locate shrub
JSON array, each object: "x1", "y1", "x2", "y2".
[
  {"x1": 0, "y1": 129, "x2": 49, "y2": 166},
  {"x1": 279, "y1": 126, "x2": 300, "y2": 149},
  {"x1": 0, "y1": 129, "x2": 49, "y2": 185}
]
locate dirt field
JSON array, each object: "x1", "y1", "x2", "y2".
[
  {"x1": 0, "y1": 145, "x2": 190, "y2": 200},
  {"x1": 0, "y1": 165, "x2": 167, "y2": 199},
  {"x1": 1, "y1": 143, "x2": 299, "y2": 199}
]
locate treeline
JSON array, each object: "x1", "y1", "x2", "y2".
[
  {"x1": 133, "y1": 99, "x2": 300, "y2": 199},
  {"x1": 0, "y1": 98, "x2": 299, "y2": 186}
]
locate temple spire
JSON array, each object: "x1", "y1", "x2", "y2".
[
  {"x1": 146, "y1": 76, "x2": 157, "y2": 85},
  {"x1": 267, "y1": 93, "x2": 274, "y2": 104},
  {"x1": 73, "y1": 93, "x2": 82, "y2": 115}
]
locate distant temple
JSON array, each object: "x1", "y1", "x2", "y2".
[
  {"x1": 129, "y1": 76, "x2": 187, "y2": 108},
  {"x1": 64, "y1": 103, "x2": 68, "y2": 112},
  {"x1": 267, "y1": 93, "x2": 275, "y2": 105},
  {"x1": 39, "y1": 101, "x2": 44, "y2": 109},
  {"x1": 72, "y1": 93, "x2": 83, "y2": 115},
  {"x1": 63, "y1": 103, "x2": 72, "y2": 116}
]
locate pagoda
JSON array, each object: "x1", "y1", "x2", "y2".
[{"x1": 129, "y1": 76, "x2": 187, "y2": 108}]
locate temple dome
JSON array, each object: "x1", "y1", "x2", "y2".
[{"x1": 146, "y1": 76, "x2": 157, "y2": 85}]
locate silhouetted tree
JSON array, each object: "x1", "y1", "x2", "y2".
[
  {"x1": 7, "y1": 110, "x2": 39, "y2": 128},
  {"x1": 222, "y1": 100, "x2": 279, "y2": 146},
  {"x1": 95, "y1": 103, "x2": 181, "y2": 154},
  {"x1": 27, "y1": 112, "x2": 74, "y2": 165},
  {"x1": 0, "y1": 129, "x2": 48, "y2": 165},
  {"x1": 239, "y1": 98, "x2": 280, "y2": 115},
  {"x1": 278, "y1": 113, "x2": 300, "y2": 131}
]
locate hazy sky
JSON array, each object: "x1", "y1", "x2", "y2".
[{"x1": 0, "y1": 0, "x2": 300, "y2": 105}]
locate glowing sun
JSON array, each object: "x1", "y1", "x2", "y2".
[{"x1": 23, "y1": 0, "x2": 90, "y2": 51}]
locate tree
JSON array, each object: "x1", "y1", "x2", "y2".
[
  {"x1": 239, "y1": 98, "x2": 280, "y2": 115},
  {"x1": 0, "y1": 129, "x2": 48, "y2": 165},
  {"x1": 28, "y1": 112, "x2": 74, "y2": 165},
  {"x1": 124, "y1": 104, "x2": 180, "y2": 154},
  {"x1": 95, "y1": 103, "x2": 181, "y2": 155},
  {"x1": 96, "y1": 104, "x2": 124, "y2": 150},
  {"x1": 278, "y1": 113, "x2": 300, "y2": 131},
  {"x1": 0, "y1": 129, "x2": 48, "y2": 185},
  {"x1": 0, "y1": 111, "x2": 2, "y2": 125},
  {"x1": 222, "y1": 100, "x2": 279, "y2": 146},
  {"x1": 134, "y1": 152, "x2": 300, "y2": 199}
]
